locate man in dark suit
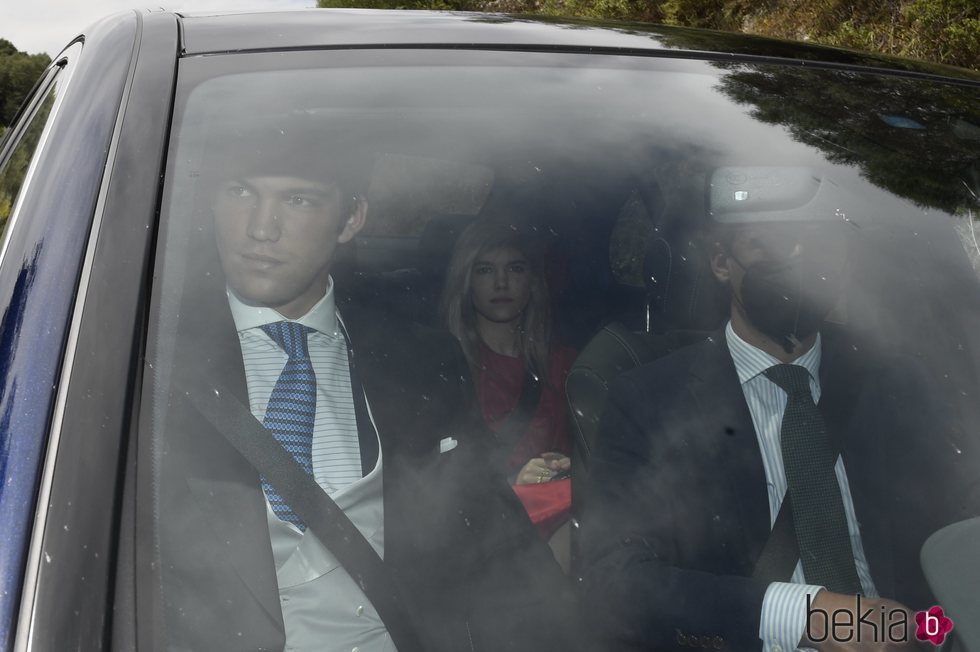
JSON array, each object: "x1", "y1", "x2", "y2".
[
  {"x1": 579, "y1": 173, "x2": 973, "y2": 652},
  {"x1": 153, "y1": 128, "x2": 581, "y2": 651}
]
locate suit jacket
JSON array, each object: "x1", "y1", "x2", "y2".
[
  {"x1": 154, "y1": 286, "x2": 583, "y2": 652},
  {"x1": 580, "y1": 328, "x2": 975, "y2": 652}
]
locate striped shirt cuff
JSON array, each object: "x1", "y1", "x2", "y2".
[{"x1": 760, "y1": 582, "x2": 824, "y2": 652}]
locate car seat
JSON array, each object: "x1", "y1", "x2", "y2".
[{"x1": 564, "y1": 200, "x2": 728, "y2": 574}]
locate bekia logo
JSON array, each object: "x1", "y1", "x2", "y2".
[
  {"x1": 915, "y1": 607, "x2": 954, "y2": 646},
  {"x1": 807, "y1": 596, "x2": 954, "y2": 646}
]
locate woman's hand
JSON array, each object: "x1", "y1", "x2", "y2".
[{"x1": 515, "y1": 452, "x2": 571, "y2": 484}]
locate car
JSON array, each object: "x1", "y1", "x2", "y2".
[{"x1": 0, "y1": 8, "x2": 978, "y2": 651}]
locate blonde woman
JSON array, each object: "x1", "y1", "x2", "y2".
[{"x1": 443, "y1": 220, "x2": 576, "y2": 486}]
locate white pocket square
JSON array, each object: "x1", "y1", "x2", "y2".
[{"x1": 438, "y1": 437, "x2": 458, "y2": 453}]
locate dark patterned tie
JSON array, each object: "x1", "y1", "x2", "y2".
[
  {"x1": 261, "y1": 321, "x2": 317, "y2": 530},
  {"x1": 764, "y1": 363, "x2": 863, "y2": 594}
]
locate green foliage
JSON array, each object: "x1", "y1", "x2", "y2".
[
  {"x1": 661, "y1": 0, "x2": 749, "y2": 31},
  {"x1": 0, "y1": 88, "x2": 54, "y2": 233},
  {"x1": 315, "y1": 0, "x2": 978, "y2": 70},
  {"x1": 894, "y1": 0, "x2": 979, "y2": 69},
  {"x1": 716, "y1": 61, "x2": 979, "y2": 211},
  {"x1": 0, "y1": 37, "x2": 51, "y2": 230},
  {"x1": 745, "y1": 0, "x2": 979, "y2": 70},
  {"x1": 317, "y1": 0, "x2": 483, "y2": 8},
  {"x1": 535, "y1": 0, "x2": 663, "y2": 22},
  {"x1": 0, "y1": 39, "x2": 51, "y2": 127}
]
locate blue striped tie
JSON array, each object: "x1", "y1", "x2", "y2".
[{"x1": 261, "y1": 321, "x2": 317, "y2": 530}]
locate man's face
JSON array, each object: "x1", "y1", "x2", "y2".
[
  {"x1": 715, "y1": 224, "x2": 849, "y2": 298},
  {"x1": 213, "y1": 175, "x2": 366, "y2": 319},
  {"x1": 711, "y1": 223, "x2": 850, "y2": 349}
]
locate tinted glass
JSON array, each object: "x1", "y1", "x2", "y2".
[
  {"x1": 142, "y1": 49, "x2": 980, "y2": 651},
  {"x1": 0, "y1": 69, "x2": 59, "y2": 241}
]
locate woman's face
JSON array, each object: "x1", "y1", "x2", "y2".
[{"x1": 470, "y1": 246, "x2": 532, "y2": 325}]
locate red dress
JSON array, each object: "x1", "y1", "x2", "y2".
[
  {"x1": 475, "y1": 343, "x2": 577, "y2": 535},
  {"x1": 475, "y1": 342, "x2": 577, "y2": 473}
]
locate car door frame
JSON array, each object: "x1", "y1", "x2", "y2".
[{"x1": 9, "y1": 10, "x2": 179, "y2": 651}]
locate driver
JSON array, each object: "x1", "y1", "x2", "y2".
[{"x1": 580, "y1": 167, "x2": 972, "y2": 652}]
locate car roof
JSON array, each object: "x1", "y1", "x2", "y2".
[{"x1": 175, "y1": 8, "x2": 980, "y2": 85}]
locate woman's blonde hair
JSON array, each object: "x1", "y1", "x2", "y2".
[{"x1": 442, "y1": 219, "x2": 552, "y2": 382}]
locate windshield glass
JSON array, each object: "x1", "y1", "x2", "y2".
[{"x1": 143, "y1": 49, "x2": 980, "y2": 651}]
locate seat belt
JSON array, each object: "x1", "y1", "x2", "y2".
[
  {"x1": 493, "y1": 365, "x2": 544, "y2": 451},
  {"x1": 752, "y1": 494, "x2": 800, "y2": 584},
  {"x1": 490, "y1": 365, "x2": 544, "y2": 480},
  {"x1": 182, "y1": 373, "x2": 425, "y2": 652}
]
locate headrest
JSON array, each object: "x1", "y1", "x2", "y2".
[
  {"x1": 642, "y1": 180, "x2": 728, "y2": 332},
  {"x1": 197, "y1": 113, "x2": 373, "y2": 197},
  {"x1": 643, "y1": 226, "x2": 728, "y2": 332},
  {"x1": 417, "y1": 215, "x2": 475, "y2": 275}
]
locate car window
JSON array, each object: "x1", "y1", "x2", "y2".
[
  {"x1": 0, "y1": 65, "x2": 60, "y2": 245},
  {"x1": 140, "y1": 49, "x2": 980, "y2": 650}
]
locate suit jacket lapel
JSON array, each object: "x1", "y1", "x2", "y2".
[
  {"x1": 336, "y1": 302, "x2": 400, "y2": 464},
  {"x1": 335, "y1": 309, "x2": 381, "y2": 475},
  {"x1": 688, "y1": 332, "x2": 772, "y2": 567},
  {"x1": 176, "y1": 293, "x2": 286, "y2": 630},
  {"x1": 689, "y1": 326, "x2": 894, "y2": 593},
  {"x1": 817, "y1": 330, "x2": 896, "y2": 597},
  {"x1": 337, "y1": 300, "x2": 451, "y2": 461},
  {"x1": 183, "y1": 471, "x2": 284, "y2": 630}
]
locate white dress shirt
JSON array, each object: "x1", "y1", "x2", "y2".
[
  {"x1": 230, "y1": 282, "x2": 362, "y2": 492},
  {"x1": 724, "y1": 323, "x2": 877, "y2": 652},
  {"x1": 228, "y1": 280, "x2": 396, "y2": 652}
]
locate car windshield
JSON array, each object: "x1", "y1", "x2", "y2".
[{"x1": 143, "y1": 49, "x2": 980, "y2": 650}]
